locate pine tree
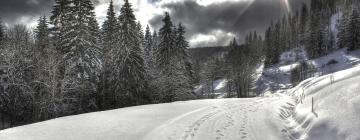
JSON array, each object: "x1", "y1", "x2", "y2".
[
  {"x1": 156, "y1": 13, "x2": 195, "y2": 102},
  {"x1": 50, "y1": 0, "x2": 72, "y2": 52},
  {"x1": 110, "y1": 0, "x2": 148, "y2": 107},
  {"x1": 49, "y1": 0, "x2": 73, "y2": 115},
  {"x1": 51, "y1": 0, "x2": 102, "y2": 114},
  {"x1": 101, "y1": 0, "x2": 118, "y2": 54},
  {"x1": 338, "y1": 8, "x2": 350, "y2": 49},
  {"x1": 0, "y1": 20, "x2": 4, "y2": 43},
  {"x1": 156, "y1": 12, "x2": 176, "y2": 102},
  {"x1": 144, "y1": 25, "x2": 152, "y2": 59},
  {"x1": 347, "y1": 8, "x2": 360, "y2": 50},
  {"x1": 175, "y1": 23, "x2": 195, "y2": 96},
  {"x1": 100, "y1": 0, "x2": 119, "y2": 109},
  {"x1": 35, "y1": 16, "x2": 50, "y2": 55},
  {"x1": 137, "y1": 21, "x2": 145, "y2": 50},
  {"x1": 156, "y1": 12, "x2": 176, "y2": 71},
  {"x1": 152, "y1": 31, "x2": 158, "y2": 53}
]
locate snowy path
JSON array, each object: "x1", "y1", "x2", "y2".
[
  {"x1": 143, "y1": 97, "x2": 288, "y2": 140},
  {"x1": 0, "y1": 95, "x2": 293, "y2": 140}
]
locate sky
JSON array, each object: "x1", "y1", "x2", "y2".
[{"x1": 0, "y1": 0, "x2": 309, "y2": 47}]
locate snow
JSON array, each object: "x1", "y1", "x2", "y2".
[
  {"x1": 214, "y1": 79, "x2": 227, "y2": 91},
  {"x1": 283, "y1": 65, "x2": 360, "y2": 140},
  {"x1": 195, "y1": 79, "x2": 228, "y2": 98},
  {"x1": 0, "y1": 96, "x2": 293, "y2": 140}
]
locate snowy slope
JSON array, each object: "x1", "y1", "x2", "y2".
[
  {"x1": 257, "y1": 48, "x2": 360, "y2": 93},
  {"x1": 0, "y1": 95, "x2": 296, "y2": 140},
  {"x1": 281, "y1": 65, "x2": 360, "y2": 140}
]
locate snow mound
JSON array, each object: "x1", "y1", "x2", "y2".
[{"x1": 283, "y1": 65, "x2": 360, "y2": 140}]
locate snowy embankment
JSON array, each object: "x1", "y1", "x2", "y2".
[{"x1": 282, "y1": 65, "x2": 360, "y2": 140}]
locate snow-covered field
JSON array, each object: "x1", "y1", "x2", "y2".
[{"x1": 0, "y1": 95, "x2": 293, "y2": 140}]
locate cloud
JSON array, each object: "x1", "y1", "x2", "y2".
[
  {"x1": 149, "y1": 0, "x2": 309, "y2": 47},
  {"x1": 0, "y1": 0, "x2": 54, "y2": 27},
  {"x1": 0, "y1": 0, "x2": 309, "y2": 47}
]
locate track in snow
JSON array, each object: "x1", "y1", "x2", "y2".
[{"x1": 143, "y1": 97, "x2": 286, "y2": 140}]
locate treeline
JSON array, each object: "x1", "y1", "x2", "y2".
[
  {"x1": 262, "y1": 0, "x2": 360, "y2": 85},
  {"x1": 197, "y1": 31, "x2": 264, "y2": 98},
  {"x1": 264, "y1": 0, "x2": 340, "y2": 67},
  {"x1": 0, "y1": 0, "x2": 194, "y2": 128}
]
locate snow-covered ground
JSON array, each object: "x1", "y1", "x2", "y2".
[
  {"x1": 195, "y1": 79, "x2": 229, "y2": 98},
  {"x1": 284, "y1": 65, "x2": 360, "y2": 140},
  {"x1": 0, "y1": 95, "x2": 294, "y2": 140}
]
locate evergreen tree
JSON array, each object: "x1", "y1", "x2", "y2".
[
  {"x1": 51, "y1": 0, "x2": 102, "y2": 114},
  {"x1": 110, "y1": 0, "x2": 148, "y2": 107},
  {"x1": 347, "y1": 8, "x2": 360, "y2": 50},
  {"x1": 137, "y1": 21, "x2": 145, "y2": 49},
  {"x1": 100, "y1": 0, "x2": 119, "y2": 109},
  {"x1": 35, "y1": 16, "x2": 50, "y2": 55},
  {"x1": 33, "y1": 16, "x2": 52, "y2": 121},
  {"x1": 50, "y1": 0, "x2": 72, "y2": 52},
  {"x1": 175, "y1": 23, "x2": 195, "y2": 94},
  {"x1": 338, "y1": 8, "x2": 350, "y2": 49},
  {"x1": 299, "y1": 3, "x2": 309, "y2": 44},
  {"x1": 156, "y1": 13, "x2": 195, "y2": 102},
  {"x1": 144, "y1": 25, "x2": 153, "y2": 62},
  {"x1": 49, "y1": 0, "x2": 73, "y2": 116},
  {"x1": 0, "y1": 20, "x2": 4, "y2": 43},
  {"x1": 101, "y1": 0, "x2": 118, "y2": 54}
]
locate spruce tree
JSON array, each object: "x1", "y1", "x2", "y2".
[
  {"x1": 49, "y1": 0, "x2": 72, "y2": 115},
  {"x1": 50, "y1": 0, "x2": 71, "y2": 52},
  {"x1": 33, "y1": 16, "x2": 53, "y2": 121},
  {"x1": 347, "y1": 8, "x2": 360, "y2": 50},
  {"x1": 0, "y1": 20, "x2": 4, "y2": 43},
  {"x1": 35, "y1": 16, "x2": 50, "y2": 55},
  {"x1": 338, "y1": 9, "x2": 350, "y2": 49},
  {"x1": 100, "y1": 0, "x2": 119, "y2": 109},
  {"x1": 156, "y1": 12, "x2": 176, "y2": 71},
  {"x1": 144, "y1": 25, "x2": 153, "y2": 63},
  {"x1": 51, "y1": 0, "x2": 102, "y2": 114},
  {"x1": 110, "y1": 0, "x2": 147, "y2": 107},
  {"x1": 156, "y1": 13, "x2": 196, "y2": 102},
  {"x1": 101, "y1": 0, "x2": 118, "y2": 54},
  {"x1": 175, "y1": 23, "x2": 195, "y2": 96}
]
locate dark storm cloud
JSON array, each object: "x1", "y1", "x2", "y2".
[
  {"x1": 0, "y1": 0, "x2": 54, "y2": 25},
  {"x1": 149, "y1": 0, "x2": 309, "y2": 47}
]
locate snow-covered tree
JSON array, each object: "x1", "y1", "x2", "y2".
[
  {"x1": 0, "y1": 25, "x2": 36, "y2": 124},
  {"x1": 143, "y1": 25, "x2": 153, "y2": 67},
  {"x1": 299, "y1": 3, "x2": 309, "y2": 44},
  {"x1": 99, "y1": 0, "x2": 119, "y2": 109},
  {"x1": 109, "y1": 0, "x2": 148, "y2": 107},
  {"x1": 101, "y1": 0, "x2": 118, "y2": 54},
  {"x1": 175, "y1": 23, "x2": 195, "y2": 86},
  {"x1": 0, "y1": 20, "x2": 4, "y2": 43},
  {"x1": 347, "y1": 8, "x2": 360, "y2": 50},
  {"x1": 156, "y1": 13, "x2": 195, "y2": 102},
  {"x1": 50, "y1": 0, "x2": 102, "y2": 114}
]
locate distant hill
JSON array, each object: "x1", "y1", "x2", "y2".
[{"x1": 188, "y1": 46, "x2": 228, "y2": 61}]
